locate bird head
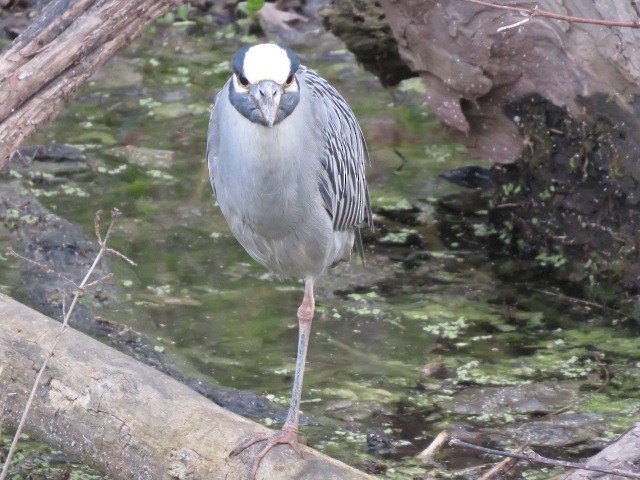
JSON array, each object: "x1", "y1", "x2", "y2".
[{"x1": 229, "y1": 44, "x2": 301, "y2": 128}]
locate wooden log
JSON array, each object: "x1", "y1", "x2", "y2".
[
  {"x1": 0, "y1": 293, "x2": 373, "y2": 480},
  {"x1": 562, "y1": 423, "x2": 640, "y2": 480},
  {"x1": 0, "y1": 0, "x2": 185, "y2": 170}
]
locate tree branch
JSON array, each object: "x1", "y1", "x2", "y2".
[
  {"x1": 449, "y1": 438, "x2": 640, "y2": 479},
  {"x1": 0, "y1": 0, "x2": 186, "y2": 169},
  {"x1": 460, "y1": 0, "x2": 640, "y2": 28}
]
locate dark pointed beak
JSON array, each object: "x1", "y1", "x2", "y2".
[{"x1": 250, "y1": 80, "x2": 282, "y2": 127}]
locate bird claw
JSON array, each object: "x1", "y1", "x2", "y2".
[{"x1": 230, "y1": 427, "x2": 304, "y2": 480}]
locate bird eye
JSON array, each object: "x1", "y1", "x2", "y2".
[
  {"x1": 237, "y1": 74, "x2": 250, "y2": 87},
  {"x1": 285, "y1": 74, "x2": 295, "y2": 87}
]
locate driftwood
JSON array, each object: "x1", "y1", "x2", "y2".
[
  {"x1": 0, "y1": 0, "x2": 185, "y2": 169},
  {"x1": 0, "y1": 293, "x2": 373, "y2": 480}
]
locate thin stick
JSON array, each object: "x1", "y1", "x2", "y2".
[
  {"x1": 416, "y1": 430, "x2": 450, "y2": 460},
  {"x1": 8, "y1": 247, "x2": 80, "y2": 288},
  {"x1": 83, "y1": 272, "x2": 114, "y2": 289},
  {"x1": 529, "y1": 287, "x2": 640, "y2": 323},
  {"x1": 460, "y1": 0, "x2": 640, "y2": 28},
  {"x1": 106, "y1": 247, "x2": 137, "y2": 266},
  {"x1": 449, "y1": 438, "x2": 640, "y2": 479},
  {"x1": 478, "y1": 445, "x2": 528, "y2": 480},
  {"x1": 0, "y1": 209, "x2": 131, "y2": 480}
]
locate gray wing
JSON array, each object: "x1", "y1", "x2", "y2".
[{"x1": 298, "y1": 66, "x2": 373, "y2": 237}]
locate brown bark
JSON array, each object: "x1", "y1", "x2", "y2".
[
  {"x1": 321, "y1": 0, "x2": 415, "y2": 87},
  {"x1": 340, "y1": 0, "x2": 640, "y2": 294},
  {"x1": 0, "y1": 293, "x2": 373, "y2": 480},
  {"x1": 379, "y1": 0, "x2": 640, "y2": 163},
  {"x1": 0, "y1": 0, "x2": 185, "y2": 170}
]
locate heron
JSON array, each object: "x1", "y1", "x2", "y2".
[{"x1": 207, "y1": 43, "x2": 373, "y2": 478}]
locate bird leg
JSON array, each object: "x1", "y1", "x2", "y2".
[{"x1": 231, "y1": 279, "x2": 315, "y2": 480}]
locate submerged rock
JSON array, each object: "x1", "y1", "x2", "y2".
[{"x1": 451, "y1": 381, "x2": 581, "y2": 415}]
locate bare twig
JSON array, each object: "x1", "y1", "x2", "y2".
[
  {"x1": 496, "y1": 16, "x2": 530, "y2": 33},
  {"x1": 106, "y1": 248, "x2": 137, "y2": 266},
  {"x1": 95, "y1": 209, "x2": 104, "y2": 244},
  {"x1": 8, "y1": 247, "x2": 80, "y2": 288},
  {"x1": 393, "y1": 149, "x2": 408, "y2": 172},
  {"x1": 478, "y1": 445, "x2": 528, "y2": 480},
  {"x1": 0, "y1": 209, "x2": 133, "y2": 480},
  {"x1": 460, "y1": 0, "x2": 640, "y2": 28},
  {"x1": 529, "y1": 287, "x2": 640, "y2": 323},
  {"x1": 416, "y1": 430, "x2": 450, "y2": 461},
  {"x1": 449, "y1": 438, "x2": 640, "y2": 479},
  {"x1": 83, "y1": 272, "x2": 114, "y2": 289}
]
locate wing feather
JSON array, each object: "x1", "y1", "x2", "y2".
[{"x1": 298, "y1": 66, "x2": 373, "y2": 233}]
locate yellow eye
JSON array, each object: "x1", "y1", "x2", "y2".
[
  {"x1": 237, "y1": 74, "x2": 249, "y2": 87},
  {"x1": 285, "y1": 74, "x2": 295, "y2": 87}
]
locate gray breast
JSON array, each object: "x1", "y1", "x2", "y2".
[{"x1": 208, "y1": 79, "x2": 355, "y2": 281}]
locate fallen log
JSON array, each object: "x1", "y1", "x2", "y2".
[
  {"x1": 0, "y1": 293, "x2": 373, "y2": 480},
  {"x1": 0, "y1": 0, "x2": 186, "y2": 169},
  {"x1": 562, "y1": 422, "x2": 640, "y2": 480}
]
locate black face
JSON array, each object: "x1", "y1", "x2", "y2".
[{"x1": 228, "y1": 44, "x2": 301, "y2": 127}]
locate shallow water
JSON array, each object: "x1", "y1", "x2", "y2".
[{"x1": 2, "y1": 21, "x2": 640, "y2": 480}]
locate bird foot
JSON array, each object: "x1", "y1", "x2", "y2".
[{"x1": 230, "y1": 427, "x2": 304, "y2": 480}]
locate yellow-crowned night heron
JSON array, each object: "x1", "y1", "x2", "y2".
[{"x1": 207, "y1": 43, "x2": 373, "y2": 478}]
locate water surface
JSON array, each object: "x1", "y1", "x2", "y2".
[{"x1": 2, "y1": 21, "x2": 639, "y2": 480}]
